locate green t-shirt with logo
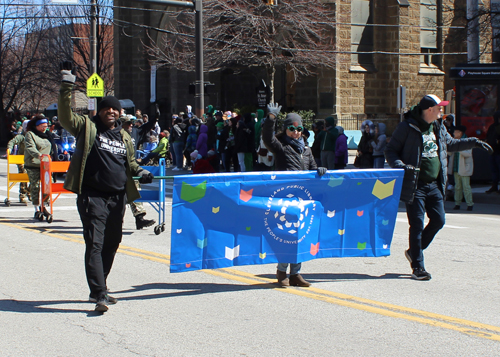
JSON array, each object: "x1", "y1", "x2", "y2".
[{"x1": 419, "y1": 123, "x2": 440, "y2": 183}]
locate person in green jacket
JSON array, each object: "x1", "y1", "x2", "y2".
[
  {"x1": 24, "y1": 116, "x2": 57, "y2": 213},
  {"x1": 7, "y1": 120, "x2": 30, "y2": 203},
  {"x1": 139, "y1": 130, "x2": 169, "y2": 165},
  {"x1": 58, "y1": 61, "x2": 153, "y2": 313},
  {"x1": 317, "y1": 116, "x2": 339, "y2": 170}
]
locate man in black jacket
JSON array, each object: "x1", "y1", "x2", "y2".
[{"x1": 385, "y1": 94, "x2": 492, "y2": 281}]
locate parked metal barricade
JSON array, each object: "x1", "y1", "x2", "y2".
[
  {"x1": 4, "y1": 149, "x2": 30, "y2": 206},
  {"x1": 135, "y1": 158, "x2": 172, "y2": 235},
  {"x1": 39, "y1": 154, "x2": 72, "y2": 223}
]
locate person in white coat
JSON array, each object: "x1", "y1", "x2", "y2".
[{"x1": 448, "y1": 125, "x2": 474, "y2": 211}]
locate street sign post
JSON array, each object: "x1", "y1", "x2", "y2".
[{"x1": 87, "y1": 73, "x2": 104, "y2": 97}]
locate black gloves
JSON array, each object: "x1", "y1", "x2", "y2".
[
  {"x1": 60, "y1": 61, "x2": 76, "y2": 84},
  {"x1": 404, "y1": 164, "x2": 416, "y2": 174},
  {"x1": 475, "y1": 140, "x2": 493, "y2": 154},
  {"x1": 317, "y1": 167, "x2": 328, "y2": 176},
  {"x1": 139, "y1": 172, "x2": 154, "y2": 184}
]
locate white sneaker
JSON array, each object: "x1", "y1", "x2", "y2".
[{"x1": 172, "y1": 167, "x2": 181, "y2": 171}]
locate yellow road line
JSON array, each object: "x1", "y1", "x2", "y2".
[
  {"x1": 2, "y1": 218, "x2": 500, "y2": 342},
  {"x1": 219, "y1": 268, "x2": 500, "y2": 334}
]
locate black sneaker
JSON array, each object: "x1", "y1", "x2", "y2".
[
  {"x1": 94, "y1": 298, "x2": 109, "y2": 312},
  {"x1": 467, "y1": 206, "x2": 473, "y2": 211},
  {"x1": 404, "y1": 249, "x2": 412, "y2": 264},
  {"x1": 453, "y1": 205, "x2": 460, "y2": 210},
  {"x1": 89, "y1": 293, "x2": 117, "y2": 305},
  {"x1": 485, "y1": 187, "x2": 498, "y2": 194},
  {"x1": 411, "y1": 268, "x2": 432, "y2": 280},
  {"x1": 135, "y1": 214, "x2": 156, "y2": 230}
]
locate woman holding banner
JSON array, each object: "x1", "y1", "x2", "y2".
[{"x1": 261, "y1": 104, "x2": 327, "y2": 288}]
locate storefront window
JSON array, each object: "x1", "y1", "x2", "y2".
[{"x1": 459, "y1": 84, "x2": 498, "y2": 139}]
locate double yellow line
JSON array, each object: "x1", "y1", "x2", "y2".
[{"x1": 3, "y1": 218, "x2": 500, "y2": 342}]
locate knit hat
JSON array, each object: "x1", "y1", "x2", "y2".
[
  {"x1": 420, "y1": 95, "x2": 449, "y2": 110},
  {"x1": 97, "y1": 96, "x2": 121, "y2": 113},
  {"x1": 190, "y1": 150, "x2": 199, "y2": 160},
  {"x1": 215, "y1": 111, "x2": 223, "y2": 117},
  {"x1": 216, "y1": 122, "x2": 224, "y2": 129},
  {"x1": 283, "y1": 113, "x2": 303, "y2": 128}
]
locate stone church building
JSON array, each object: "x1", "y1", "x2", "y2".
[{"x1": 113, "y1": 0, "x2": 492, "y2": 125}]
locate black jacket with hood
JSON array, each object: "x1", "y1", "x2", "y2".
[
  {"x1": 385, "y1": 105, "x2": 478, "y2": 204},
  {"x1": 262, "y1": 115, "x2": 317, "y2": 171}
]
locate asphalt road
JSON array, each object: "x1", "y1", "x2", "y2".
[{"x1": 0, "y1": 157, "x2": 499, "y2": 356}]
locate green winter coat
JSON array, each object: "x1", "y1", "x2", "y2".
[
  {"x1": 58, "y1": 82, "x2": 146, "y2": 203},
  {"x1": 24, "y1": 131, "x2": 52, "y2": 169},
  {"x1": 7, "y1": 134, "x2": 25, "y2": 155},
  {"x1": 152, "y1": 137, "x2": 169, "y2": 157}
]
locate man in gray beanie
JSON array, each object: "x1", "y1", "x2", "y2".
[{"x1": 58, "y1": 61, "x2": 154, "y2": 313}]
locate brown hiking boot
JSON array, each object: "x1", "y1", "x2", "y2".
[
  {"x1": 289, "y1": 274, "x2": 311, "y2": 287},
  {"x1": 276, "y1": 270, "x2": 290, "y2": 287}
]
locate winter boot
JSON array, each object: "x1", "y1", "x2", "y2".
[
  {"x1": 135, "y1": 213, "x2": 155, "y2": 230},
  {"x1": 289, "y1": 274, "x2": 311, "y2": 287},
  {"x1": 276, "y1": 270, "x2": 290, "y2": 287}
]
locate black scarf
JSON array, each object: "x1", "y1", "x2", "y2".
[
  {"x1": 410, "y1": 105, "x2": 432, "y2": 132},
  {"x1": 283, "y1": 135, "x2": 305, "y2": 154}
]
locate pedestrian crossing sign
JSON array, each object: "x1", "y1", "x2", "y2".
[{"x1": 87, "y1": 73, "x2": 104, "y2": 97}]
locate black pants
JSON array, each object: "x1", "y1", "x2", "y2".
[
  {"x1": 77, "y1": 189, "x2": 127, "y2": 298},
  {"x1": 405, "y1": 181, "x2": 445, "y2": 269}
]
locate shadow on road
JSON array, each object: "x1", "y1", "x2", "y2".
[
  {"x1": 0, "y1": 298, "x2": 104, "y2": 316},
  {"x1": 113, "y1": 282, "x2": 274, "y2": 301},
  {"x1": 257, "y1": 272, "x2": 410, "y2": 282}
]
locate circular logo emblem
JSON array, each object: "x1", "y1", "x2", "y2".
[{"x1": 264, "y1": 184, "x2": 317, "y2": 244}]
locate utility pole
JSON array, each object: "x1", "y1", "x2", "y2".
[
  {"x1": 90, "y1": 0, "x2": 97, "y2": 74},
  {"x1": 467, "y1": 0, "x2": 480, "y2": 63},
  {"x1": 194, "y1": 0, "x2": 204, "y2": 118},
  {"x1": 135, "y1": 0, "x2": 204, "y2": 117}
]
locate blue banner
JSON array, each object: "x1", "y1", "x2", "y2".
[{"x1": 170, "y1": 169, "x2": 404, "y2": 273}]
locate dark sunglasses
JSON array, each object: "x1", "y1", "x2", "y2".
[{"x1": 287, "y1": 125, "x2": 303, "y2": 132}]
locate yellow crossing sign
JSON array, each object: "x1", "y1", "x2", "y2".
[{"x1": 87, "y1": 73, "x2": 104, "y2": 97}]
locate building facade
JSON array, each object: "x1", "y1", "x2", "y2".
[{"x1": 114, "y1": 0, "x2": 493, "y2": 126}]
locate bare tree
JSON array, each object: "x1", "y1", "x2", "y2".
[
  {"x1": 43, "y1": 0, "x2": 115, "y2": 95},
  {"x1": 0, "y1": 1, "x2": 53, "y2": 143},
  {"x1": 442, "y1": 0, "x2": 497, "y2": 62},
  {"x1": 144, "y1": 0, "x2": 336, "y2": 101}
]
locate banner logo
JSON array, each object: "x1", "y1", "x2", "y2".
[{"x1": 264, "y1": 184, "x2": 317, "y2": 245}]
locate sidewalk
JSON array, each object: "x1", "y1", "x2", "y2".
[
  {"x1": 345, "y1": 149, "x2": 499, "y2": 205},
  {"x1": 2, "y1": 147, "x2": 498, "y2": 205}
]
